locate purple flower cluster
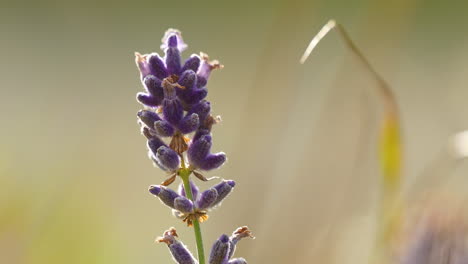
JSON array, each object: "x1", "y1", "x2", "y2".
[
  {"x1": 135, "y1": 29, "x2": 253, "y2": 264},
  {"x1": 135, "y1": 29, "x2": 226, "y2": 174},
  {"x1": 157, "y1": 226, "x2": 253, "y2": 264},
  {"x1": 149, "y1": 180, "x2": 236, "y2": 226}
]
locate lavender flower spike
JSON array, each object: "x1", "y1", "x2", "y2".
[
  {"x1": 157, "y1": 228, "x2": 197, "y2": 264},
  {"x1": 135, "y1": 29, "x2": 252, "y2": 264}
]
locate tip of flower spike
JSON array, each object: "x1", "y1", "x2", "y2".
[
  {"x1": 161, "y1": 28, "x2": 187, "y2": 52},
  {"x1": 219, "y1": 234, "x2": 230, "y2": 243},
  {"x1": 149, "y1": 185, "x2": 161, "y2": 196}
]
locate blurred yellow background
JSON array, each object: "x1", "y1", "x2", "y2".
[{"x1": 2, "y1": 0, "x2": 468, "y2": 263}]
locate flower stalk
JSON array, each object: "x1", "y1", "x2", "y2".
[{"x1": 179, "y1": 166, "x2": 206, "y2": 264}]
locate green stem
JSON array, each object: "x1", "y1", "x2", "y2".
[{"x1": 179, "y1": 168, "x2": 206, "y2": 264}]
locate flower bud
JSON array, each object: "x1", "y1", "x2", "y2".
[
  {"x1": 210, "y1": 180, "x2": 235, "y2": 208},
  {"x1": 209, "y1": 234, "x2": 230, "y2": 264},
  {"x1": 169, "y1": 242, "x2": 197, "y2": 264},
  {"x1": 165, "y1": 35, "x2": 182, "y2": 75},
  {"x1": 148, "y1": 53, "x2": 168, "y2": 79},
  {"x1": 155, "y1": 146, "x2": 180, "y2": 171},
  {"x1": 196, "y1": 188, "x2": 218, "y2": 210},
  {"x1": 178, "y1": 70, "x2": 197, "y2": 89},
  {"x1": 189, "y1": 101, "x2": 211, "y2": 124},
  {"x1": 174, "y1": 196, "x2": 194, "y2": 213},
  {"x1": 137, "y1": 110, "x2": 161, "y2": 128},
  {"x1": 149, "y1": 185, "x2": 180, "y2": 209},
  {"x1": 187, "y1": 135, "x2": 212, "y2": 167},
  {"x1": 182, "y1": 55, "x2": 201, "y2": 73},
  {"x1": 182, "y1": 88, "x2": 208, "y2": 106},
  {"x1": 198, "y1": 153, "x2": 226, "y2": 171},
  {"x1": 136, "y1": 92, "x2": 161, "y2": 107},
  {"x1": 143, "y1": 75, "x2": 164, "y2": 101},
  {"x1": 154, "y1": 120, "x2": 175, "y2": 137},
  {"x1": 178, "y1": 113, "x2": 200, "y2": 134},
  {"x1": 147, "y1": 137, "x2": 167, "y2": 155}
]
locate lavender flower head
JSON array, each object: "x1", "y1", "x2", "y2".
[
  {"x1": 135, "y1": 28, "x2": 226, "y2": 176},
  {"x1": 135, "y1": 29, "x2": 252, "y2": 264}
]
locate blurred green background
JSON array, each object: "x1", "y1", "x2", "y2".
[{"x1": 2, "y1": 0, "x2": 468, "y2": 263}]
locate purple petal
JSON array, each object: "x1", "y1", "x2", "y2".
[{"x1": 197, "y1": 52, "x2": 223, "y2": 87}]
